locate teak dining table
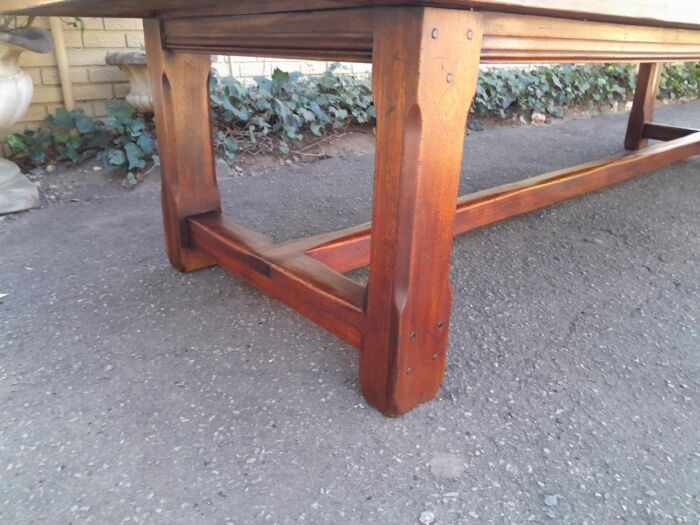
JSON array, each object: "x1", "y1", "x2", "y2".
[{"x1": 5, "y1": 0, "x2": 699, "y2": 416}]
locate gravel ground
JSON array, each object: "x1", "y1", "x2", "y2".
[{"x1": 1, "y1": 102, "x2": 698, "y2": 525}]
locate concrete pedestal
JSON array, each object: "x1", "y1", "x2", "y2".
[{"x1": 0, "y1": 158, "x2": 39, "y2": 215}]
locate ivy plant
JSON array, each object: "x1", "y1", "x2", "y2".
[
  {"x1": 5, "y1": 62, "x2": 699, "y2": 183},
  {"x1": 210, "y1": 65, "x2": 374, "y2": 159},
  {"x1": 7, "y1": 101, "x2": 158, "y2": 185},
  {"x1": 471, "y1": 63, "x2": 698, "y2": 123}
]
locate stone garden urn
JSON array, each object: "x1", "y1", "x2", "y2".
[
  {"x1": 0, "y1": 26, "x2": 53, "y2": 214},
  {"x1": 106, "y1": 52, "x2": 153, "y2": 113}
]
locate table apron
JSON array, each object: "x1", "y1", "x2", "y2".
[{"x1": 161, "y1": 8, "x2": 700, "y2": 63}]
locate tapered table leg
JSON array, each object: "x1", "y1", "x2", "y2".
[
  {"x1": 360, "y1": 7, "x2": 484, "y2": 416},
  {"x1": 144, "y1": 19, "x2": 221, "y2": 272},
  {"x1": 625, "y1": 63, "x2": 663, "y2": 151}
]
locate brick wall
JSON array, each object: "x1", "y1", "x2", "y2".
[
  {"x1": 11, "y1": 17, "x2": 143, "y2": 136},
  {"x1": 5, "y1": 17, "x2": 371, "y2": 141},
  {"x1": 211, "y1": 56, "x2": 371, "y2": 85}
]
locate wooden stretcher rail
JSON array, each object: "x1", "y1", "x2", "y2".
[
  {"x1": 642, "y1": 123, "x2": 700, "y2": 141},
  {"x1": 182, "y1": 130, "x2": 700, "y2": 358},
  {"x1": 282, "y1": 132, "x2": 700, "y2": 273},
  {"x1": 187, "y1": 213, "x2": 365, "y2": 347}
]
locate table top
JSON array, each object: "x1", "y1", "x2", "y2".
[{"x1": 3, "y1": 0, "x2": 700, "y2": 29}]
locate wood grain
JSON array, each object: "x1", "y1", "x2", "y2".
[
  {"x1": 264, "y1": 223, "x2": 372, "y2": 273},
  {"x1": 625, "y1": 63, "x2": 663, "y2": 150},
  {"x1": 360, "y1": 7, "x2": 484, "y2": 416},
  {"x1": 160, "y1": 10, "x2": 700, "y2": 63},
  {"x1": 5, "y1": 0, "x2": 700, "y2": 30},
  {"x1": 143, "y1": 19, "x2": 222, "y2": 272},
  {"x1": 481, "y1": 15, "x2": 700, "y2": 63},
  {"x1": 452, "y1": 133, "x2": 700, "y2": 232},
  {"x1": 277, "y1": 132, "x2": 700, "y2": 272},
  {"x1": 188, "y1": 213, "x2": 365, "y2": 347},
  {"x1": 162, "y1": 10, "x2": 373, "y2": 62},
  {"x1": 642, "y1": 123, "x2": 700, "y2": 141},
  {"x1": 6, "y1": 0, "x2": 700, "y2": 418}
]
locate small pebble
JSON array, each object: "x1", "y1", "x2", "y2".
[
  {"x1": 531, "y1": 112, "x2": 547, "y2": 125},
  {"x1": 428, "y1": 452, "x2": 466, "y2": 479},
  {"x1": 544, "y1": 494, "x2": 559, "y2": 507}
]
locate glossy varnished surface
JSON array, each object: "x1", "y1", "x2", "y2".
[
  {"x1": 6, "y1": 0, "x2": 698, "y2": 416},
  {"x1": 160, "y1": 9, "x2": 700, "y2": 64},
  {"x1": 3, "y1": 0, "x2": 700, "y2": 30}
]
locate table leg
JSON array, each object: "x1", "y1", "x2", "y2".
[
  {"x1": 360, "y1": 8, "x2": 484, "y2": 416},
  {"x1": 144, "y1": 19, "x2": 222, "y2": 272},
  {"x1": 625, "y1": 63, "x2": 663, "y2": 151}
]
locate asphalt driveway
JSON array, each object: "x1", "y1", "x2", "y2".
[{"x1": 1, "y1": 102, "x2": 698, "y2": 524}]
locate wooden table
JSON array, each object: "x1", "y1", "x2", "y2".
[{"x1": 6, "y1": 1, "x2": 699, "y2": 416}]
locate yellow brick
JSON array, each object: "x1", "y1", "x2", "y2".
[
  {"x1": 73, "y1": 83, "x2": 114, "y2": 101},
  {"x1": 113, "y1": 83, "x2": 131, "y2": 98},
  {"x1": 62, "y1": 30, "x2": 84, "y2": 48},
  {"x1": 82, "y1": 31, "x2": 127, "y2": 48},
  {"x1": 62, "y1": 17, "x2": 104, "y2": 30},
  {"x1": 17, "y1": 104, "x2": 48, "y2": 124},
  {"x1": 75, "y1": 102, "x2": 95, "y2": 116},
  {"x1": 45, "y1": 103, "x2": 60, "y2": 113},
  {"x1": 88, "y1": 66, "x2": 127, "y2": 83},
  {"x1": 4, "y1": 123, "x2": 28, "y2": 135},
  {"x1": 40, "y1": 67, "x2": 89, "y2": 85},
  {"x1": 103, "y1": 18, "x2": 143, "y2": 30},
  {"x1": 24, "y1": 68, "x2": 42, "y2": 84},
  {"x1": 67, "y1": 49, "x2": 122, "y2": 66},
  {"x1": 238, "y1": 61, "x2": 266, "y2": 77},
  {"x1": 332, "y1": 63, "x2": 354, "y2": 75},
  {"x1": 93, "y1": 101, "x2": 108, "y2": 117},
  {"x1": 70, "y1": 67, "x2": 90, "y2": 84},
  {"x1": 351, "y1": 63, "x2": 372, "y2": 75},
  {"x1": 32, "y1": 86, "x2": 64, "y2": 104},
  {"x1": 40, "y1": 68, "x2": 60, "y2": 85},
  {"x1": 25, "y1": 17, "x2": 48, "y2": 29},
  {"x1": 300, "y1": 61, "x2": 327, "y2": 75},
  {"x1": 125, "y1": 31, "x2": 145, "y2": 48},
  {"x1": 18, "y1": 52, "x2": 56, "y2": 68},
  {"x1": 212, "y1": 62, "x2": 233, "y2": 77},
  {"x1": 264, "y1": 61, "x2": 304, "y2": 76}
]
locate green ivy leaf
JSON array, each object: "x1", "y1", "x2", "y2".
[
  {"x1": 48, "y1": 108, "x2": 77, "y2": 129},
  {"x1": 106, "y1": 148, "x2": 126, "y2": 167},
  {"x1": 75, "y1": 115, "x2": 97, "y2": 134},
  {"x1": 126, "y1": 119, "x2": 146, "y2": 136},
  {"x1": 310, "y1": 122, "x2": 323, "y2": 136},
  {"x1": 62, "y1": 145, "x2": 81, "y2": 163},
  {"x1": 299, "y1": 108, "x2": 316, "y2": 123},
  {"x1": 137, "y1": 133, "x2": 155, "y2": 155},
  {"x1": 124, "y1": 142, "x2": 147, "y2": 170},
  {"x1": 6, "y1": 134, "x2": 26, "y2": 152}
]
